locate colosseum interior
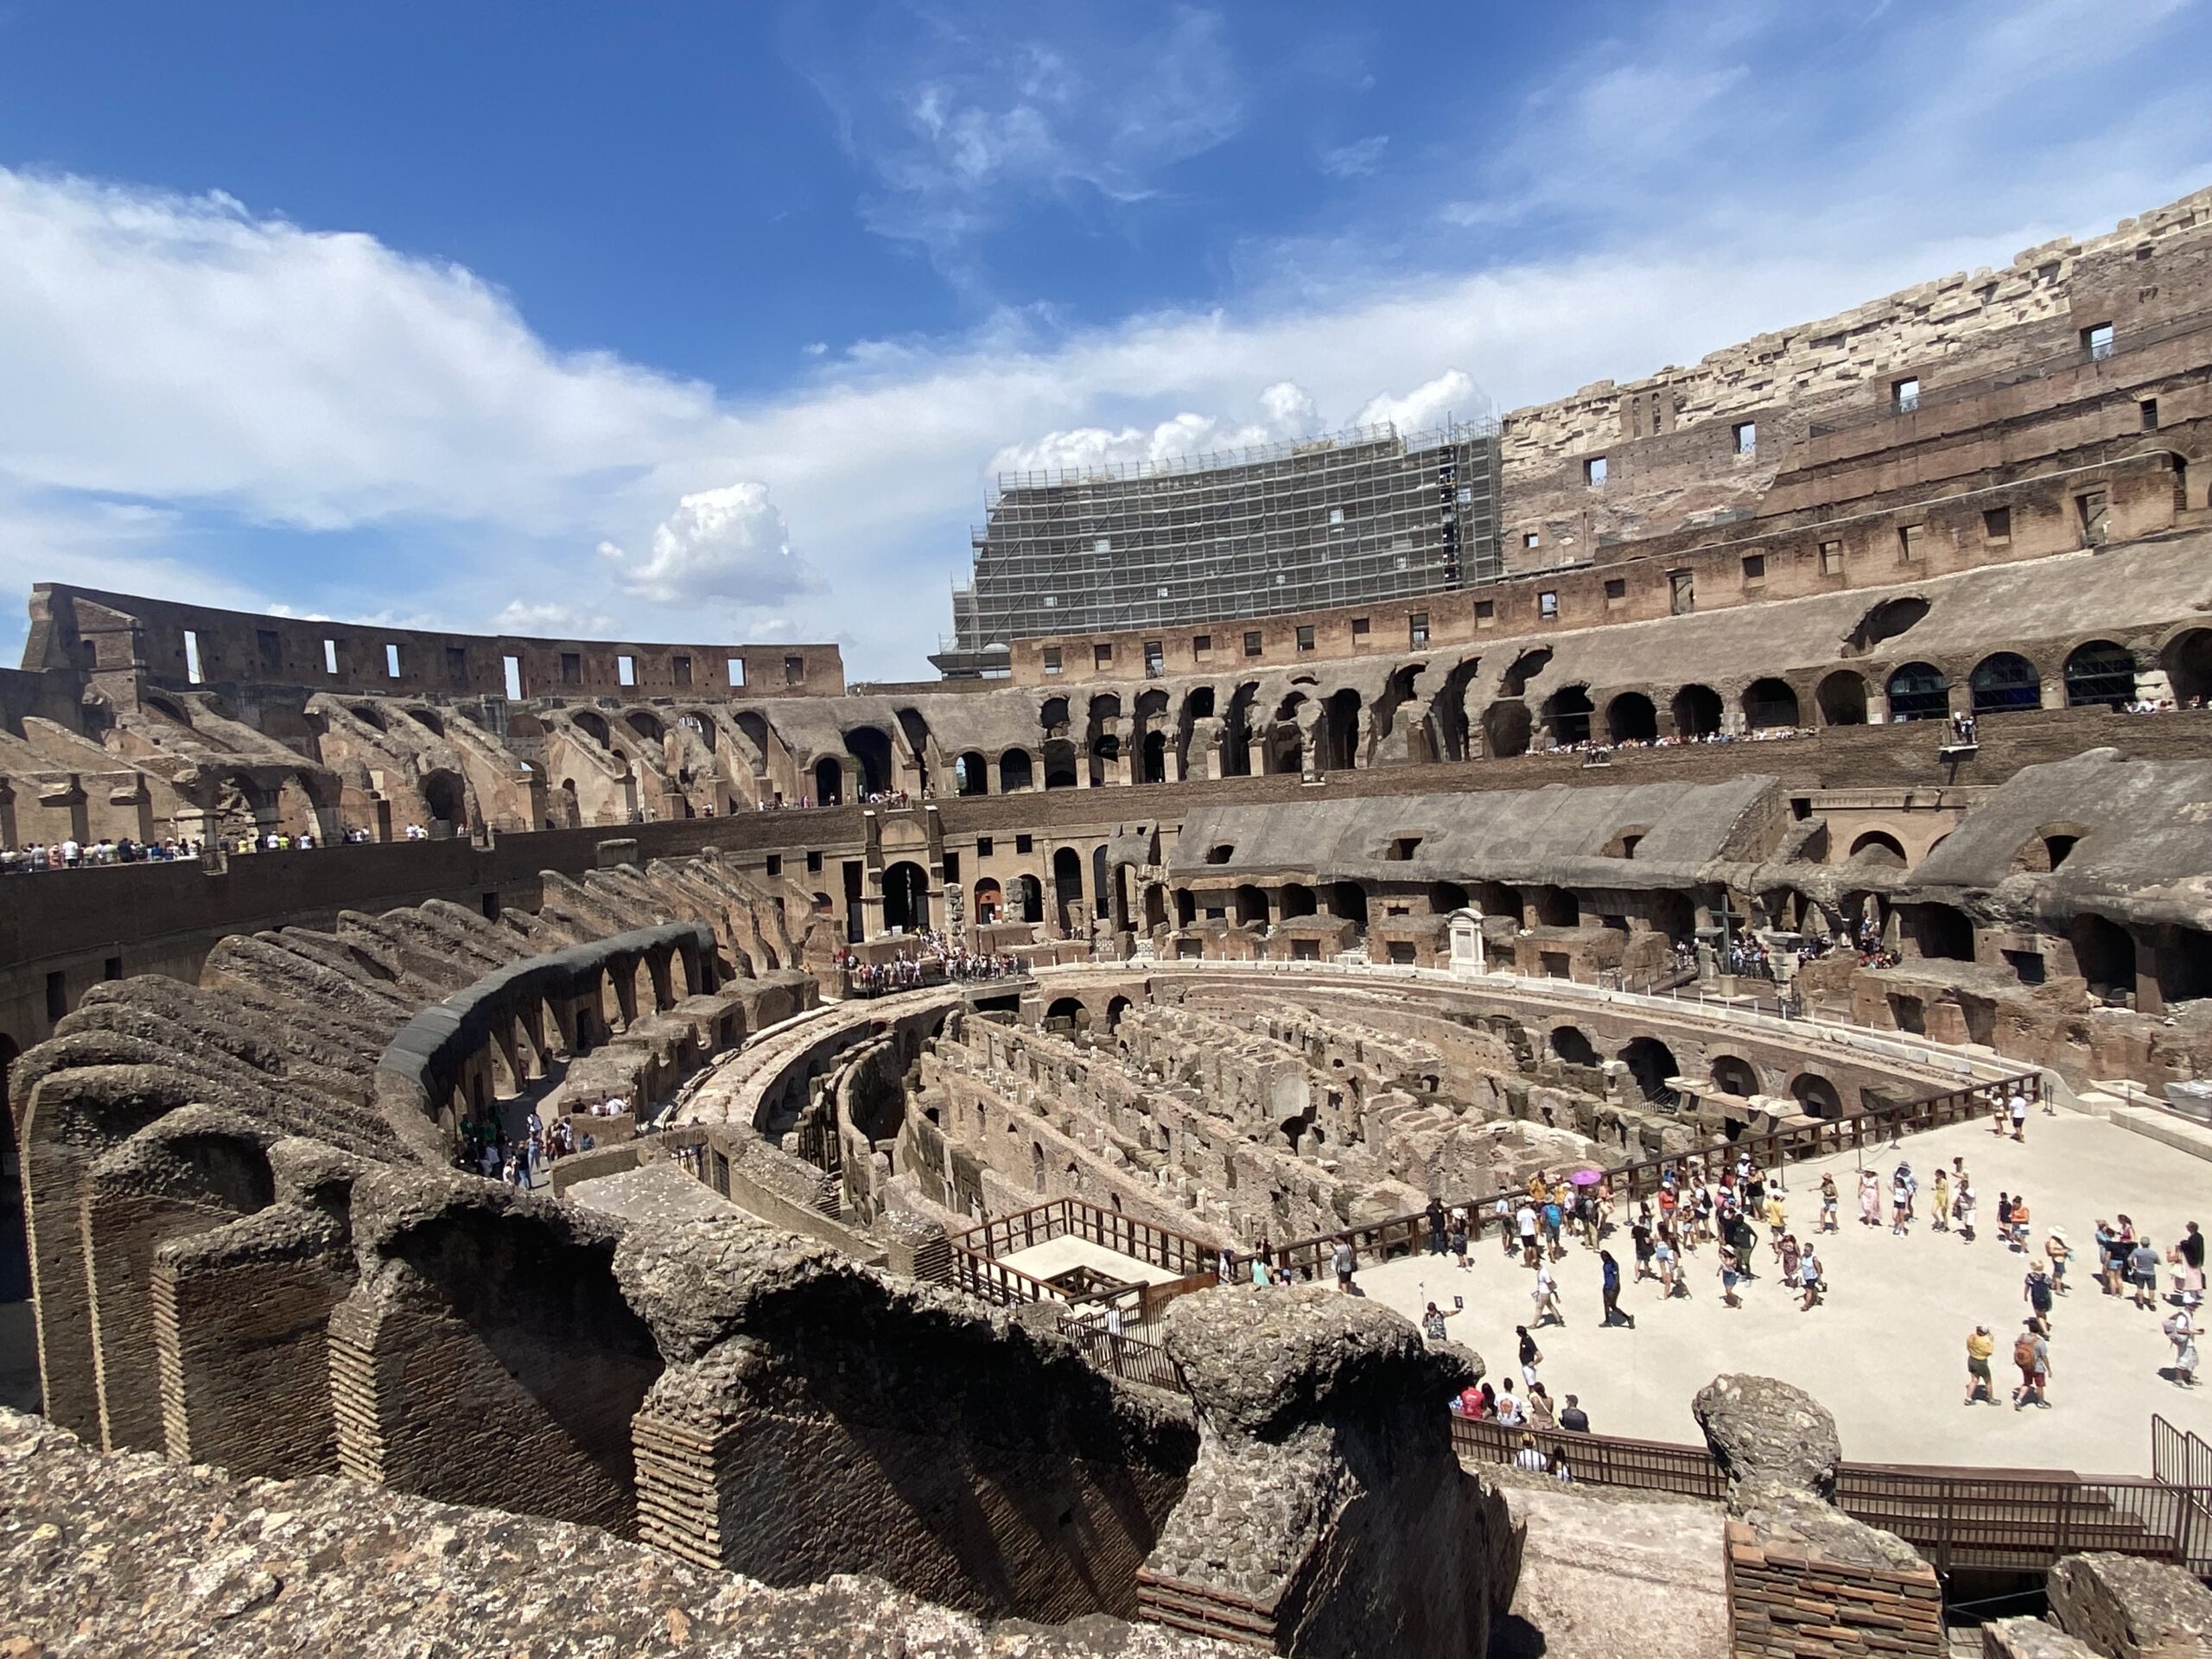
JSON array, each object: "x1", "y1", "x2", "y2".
[{"x1": 5, "y1": 188, "x2": 2212, "y2": 1659}]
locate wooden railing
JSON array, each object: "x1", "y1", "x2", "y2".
[
  {"x1": 1452, "y1": 1415, "x2": 2212, "y2": 1574},
  {"x1": 945, "y1": 1197, "x2": 1222, "y2": 1310},
  {"x1": 1229, "y1": 1071, "x2": 2038, "y2": 1281}
]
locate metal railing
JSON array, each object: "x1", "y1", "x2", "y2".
[
  {"x1": 1227, "y1": 1070, "x2": 2034, "y2": 1281},
  {"x1": 1454, "y1": 1418, "x2": 2212, "y2": 1573},
  {"x1": 2152, "y1": 1414, "x2": 2212, "y2": 1573}
]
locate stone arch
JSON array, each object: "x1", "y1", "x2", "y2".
[
  {"x1": 998, "y1": 749, "x2": 1034, "y2": 792},
  {"x1": 1619, "y1": 1036, "x2": 1680, "y2": 1106},
  {"x1": 1549, "y1": 1025, "x2": 1599, "y2": 1066},
  {"x1": 1042, "y1": 741, "x2": 1078, "y2": 790},
  {"x1": 2069, "y1": 914, "x2": 2136, "y2": 999},
  {"x1": 1040, "y1": 696, "x2": 1070, "y2": 731},
  {"x1": 1913, "y1": 903, "x2": 1974, "y2": 961},
  {"x1": 2063, "y1": 639, "x2": 2136, "y2": 709},
  {"x1": 1848, "y1": 595, "x2": 1929, "y2": 653},
  {"x1": 1140, "y1": 729, "x2": 1167, "y2": 784},
  {"x1": 1789, "y1": 1072, "x2": 1843, "y2": 1118},
  {"x1": 1330, "y1": 881, "x2": 1369, "y2": 928},
  {"x1": 421, "y1": 770, "x2": 468, "y2": 833},
  {"x1": 1279, "y1": 883, "x2": 1318, "y2": 918},
  {"x1": 956, "y1": 751, "x2": 989, "y2": 796},
  {"x1": 1741, "y1": 677, "x2": 1800, "y2": 730},
  {"x1": 1541, "y1": 684, "x2": 1593, "y2": 747},
  {"x1": 882, "y1": 861, "x2": 930, "y2": 933},
  {"x1": 572, "y1": 709, "x2": 612, "y2": 747},
  {"x1": 973, "y1": 878, "x2": 1003, "y2": 925},
  {"x1": 1106, "y1": 995, "x2": 1132, "y2": 1030},
  {"x1": 625, "y1": 710, "x2": 665, "y2": 744},
  {"x1": 1967, "y1": 652, "x2": 2040, "y2": 715},
  {"x1": 1429, "y1": 880, "x2": 1470, "y2": 915},
  {"x1": 143, "y1": 694, "x2": 193, "y2": 726},
  {"x1": 1233, "y1": 885, "x2": 1268, "y2": 926},
  {"x1": 812, "y1": 756, "x2": 844, "y2": 806},
  {"x1": 1848, "y1": 830, "x2": 1907, "y2": 867},
  {"x1": 1316, "y1": 688, "x2": 1361, "y2": 772},
  {"x1": 2160, "y1": 627, "x2": 2212, "y2": 704},
  {"x1": 1051, "y1": 846, "x2": 1084, "y2": 934},
  {"x1": 1045, "y1": 997, "x2": 1088, "y2": 1033},
  {"x1": 1482, "y1": 700, "x2": 1531, "y2": 759},
  {"x1": 1606, "y1": 691, "x2": 1658, "y2": 744},
  {"x1": 1500, "y1": 648, "x2": 1552, "y2": 698},
  {"x1": 1815, "y1": 670, "x2": 1869, "y2": 727},
  {"x1": 1671, "y1": 684, "x2": 1722, "y2": 738},
  {"x1": 1885, "y1": 662, "x2": 1949, "y2": 722},
  {"x1": 1428, "y1": 655, "x2": 1484, "y2": 761},
  {"x1": 845, "y1": 727, "x2": 893, "y2": 796},
  {"x1": 1015, "y1": 874, "x2": 1044, "y2": 925},
  {"x1": 1709, "y1": 1054, "x2": 1759, "y2": 1098},
  {"x1": 410, "y1": 707, "x2": 447, "y2": 737}
]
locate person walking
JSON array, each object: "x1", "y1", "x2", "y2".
[
  {"x1": 1600, "y1": 1249, "x2": 1633, "y2": 1328},
  {"x1": 1449, "y1": 1208, "x2": 1471, "y2": 1271},
  {"x1": 1798, "y1": 1243, "x2": 1822, "y2": 1312},
  {"x1": 2008, "y1": 1086, "x2": 2031, "y2": 1141},
  {"x1": 2024, "y1": 1262, "x2": 2056, "y2": 1332},
  {"x1": 1517, "y1": 1325, "x2": 1543, "y2": 1390},
  {"x1": 1956, "y1": 1179, "x2": 1977, "y2": 1243},
  {"x1": 2046, "y1": 1228, "x2": 2072, "y2": 1295},
  {"x1": 2164, "y1": 1308, "x2": 2199, "y2": 1388},
  {"x1": 1654, "y1": 1234, "x2": 1678, "y2": 1299},
  {"x1": 1859, "y1": 1168, "x2": 1880, "y2": 1228},
  {"x1": 1818, "y1": 1173, "x2": 1840, "y2": 1233},
  {"x1": 1932, "y1": 1168, "x2": 1951, "y2": 1233},
  {"x1": 1533, "y1": 1264, "x2": 1565, "y2": 1327},
  {"x1": 1516, "y1": 1201, "x2": 1541, "y2": 1268},
  {"x1": 1427, "y1": 1197, "x2": 1449, "y2": 1256},
  {"x1": 1332, "y1": 1238, "x2": 1357, "y2": 1294},
  {"x1": 1964, "y1": 1325, "x2": 1996, "y2": 1405},
  {"x1": 1719, "y1": 1245, "x2": 1745, "y2": 1308}
]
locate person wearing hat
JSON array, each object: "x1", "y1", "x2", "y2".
[
  {"x1": 2045, "y1": 1228, "x2": 2072, "y2": 1295},
  {"x1": 1964, "y1": 1324, "x2": 1996, "y2": 1404}
]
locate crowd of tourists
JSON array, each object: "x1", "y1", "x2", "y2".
[
  {"x1": 1539, "y1": 725, "x2": 1815, "y2": 761},
  {"x1": 455, "y1": 1096, "x2": 638, "y2": 1187},
  {"x1": 3, "y1": 823, "x2": 391, "y2": 871},
  {"x1": 836, "y1": 933, "x2": 1024, "y2": 996}
]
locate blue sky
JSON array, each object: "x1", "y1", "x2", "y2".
[{"x1": 0, "y1": 1, "x2": 2207, "y2": 678}]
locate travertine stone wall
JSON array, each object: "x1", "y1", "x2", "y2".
[
  {"x1": 2048, "y1": 1553, "x2": 2212, "y2": 1659},
  {"x1": 620, "y1": 1217, "x2": 1198, "y2": 1622},
  {"x1": 1723, "y1": 1520, "x2": 1943, "y2": 1659}
]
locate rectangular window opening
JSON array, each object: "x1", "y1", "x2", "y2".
[
  {"x1": 728, "y1": 657, "x2": 746, "y2": 687},
  {"x1": 1669, "y1": 570, "x2": 1695, "y2": 615},
  {"x1": 1819, "y1": 540, "x2": 1844, "y2": 575},
  {"x1": 1043, "y1": 646, "x2": 1063, "y2": 675},
  {"x1": 617, "y1": 654, "x2": 636, "y2": 687},
  {"x1": 502, "y1": 655, "x2": 523, "y2": 699},
  {"x1": 446, "y1": 645, "x2": 468, "y2": 681},
  {"x1": 765, "y1": 854, "x2": 782, "y2": 877},
  {"x1": 1243, "y1": 631, "x2": 1263, "y2": 658},
  {"x1": 1522, "y1": 531, "x2": 1540, "y2": 550},
  {"x1": 1732, "y1": 421, "x2": 1758, "y2": 455},
  {"x1": 2082, "y1": 321, "x2": 2114, "y2": 361},
  {"x1": 560, "y1": 652, "x2": 582, "y2": 686},
  {"x1": 1897, "y1": 524, "x2": 1924, "y2": 563},
  {"x1": 1982, "y1": 506, "x2": 2012, "y2": 543},
  {"x1": 1295, "y1": 626, "x2": 1315, "y2": 652},
  {"x1": 1603, "y1": 578, "x2": 1626, "y2": 607},
  {"x1": 1538, "y1": 591, "x2": 1559, "y2": 620},
  {"x1": 784, "y1": 655, "x2": 804, "y2": 685},
  {"x1": 807, "y1": 849, "x2": 823, "y2": 872},
  {"x1": 183, "y1": 629, "x2": 204, "y2": 684},
  {"x1": 385, "y1": 643, "x2": 402, "y2": 679},
  {"x1": 1351, "y1": 617, "x2": 1370, "y2": 638},
  {"x1": 1474, "y1": 600, "x2": 1494, "y2": 622},
  {"x1": 672, "y1": 653, "x2": 693, "y2": 688},
  {"x1": 1094, "y1": 643, "x2": 1113, "y2": 668},
  {"x1": 1742, "y1": 553, "x2": 1766, "y2": 582},
  {"x1": 1584, "y1": 455, "x2": 1608, "y2": 486},
  {"x1": 1015, "y1": 833, "x2": 1033, "y2": 855},
  {"x1": 322, "y1": 638, "x2": 340, "y2": 676},
  {"x1": 1192, "y1": 633, "x2": 1212, "y2": 658},
  {"x1": 1408, "y1": 612, "x2": 1429, "y2": 646},
  {"x1": 2140, "y1": 397, "x2": 2159, "y2": 430},
  {"x1": 256, "y1": 628, "x2": 283, "y2": 673},
  {"x1": 975, "y1": 836, "x2": 992, "y2": 858},
  {"x1": 1892, "y1": 377, "x2": 1921, "y2": 413}
]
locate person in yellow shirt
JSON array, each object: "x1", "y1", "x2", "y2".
[{"x1": 1964, "y1": 1324, "x2": 1996, "y2": 1405}]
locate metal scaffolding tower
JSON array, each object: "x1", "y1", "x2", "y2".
[{"x1": 938, "y1": 419, "x2": 1500, "y2": 669}]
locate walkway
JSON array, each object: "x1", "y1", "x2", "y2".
[{"x1": 1357, "y1": 1113, "x2": 2209, "y2": 1475}]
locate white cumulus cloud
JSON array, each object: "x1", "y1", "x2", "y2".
[
  {"x1": 598, "y1": 482, "x2": 811, "y2": 607},
  {"x1": 1354, "y1": 369, "x2": 1486, "y2": 435}
]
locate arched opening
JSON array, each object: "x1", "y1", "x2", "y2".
[
  {"x1": 1008, "y1": 874, "x2": 1042, "y2": 925},
  {"x1": 1330, "y1": 881, "x2": 1369, "y2": 928},
  {"x1": 1141, "y1": 729, "x2": 1167, "y2": 784},
  {"x1": 846, "y1": 727, "x2": 893, "y2": 796},
  {"x1": 1143, "y1": 883, "x2": 1167, "y2": 931},
  {"x1": 2063, "y1": 640, "x2": 2136, "y2": 709},
  {"x1": 1550, "y1": 1026, "x2": 1599, "y2": 1066},
  {"x1": 813, "y1": 756, "x2": 844, "y2": 805},
  {"x1": 1912, "y1": 903, "x2": 1974, "y2": 962},
  {"x1": 1531, "y1": 887, "x2": 1579, "y2": 927},
  {"x1": 1742, "y1": 677, "x2": 1800, "y2": 731},
  {"x1": 1031, "y1": 1141, "x2": 1047, "y2": 1190},
  {"x1": 1849, "y1": 830, "x2": 1908, "y2": 867},
  {"x1": 999, "y1": 749, "x2": 1034, "y2": 792},
  {"x1": 421, "y1": 770, "x2": 467, "y2": 833},
  {"x1": 1885, "y1": 662, "x2": 1949, "y2": 722},
  {"x1": 1233, "y1": 885, "x2": 1268, "y2": 927},
  {"x1": 1174, "y1": 888, "x2": 1196, "y2": 928},
  {"x1": 1483, "y1": 700, "x2": 1531, "y2": 758},
  {"x1": 973, "y1": 878, "x2": 1003, "y2": 925},
  {"x1": 1107, "y1": 995, "x2": 1132, "y2": 1030},
  {"x1": 1671, "y1": 684, "x2": 1722, "y2": 738},
  {"x1": 882, "y1": 861, "x2": 930, "y2": 933},
  {"x1": 1429, "y1": 881, "x2": 1470, "y2": 916},
  {"x1": 1815, "y1": 671, "x2": 1869, "y2": 727},
  {"x1": 1606, "y1": 692, "x2": 1658, "y2": 744},
  {"x1": 410, "y1": 707, "x2": 447, "y2": 737},
  {"x1": 557, "y1": 778, "x2": 581, "y2": 827},
  {"x1": 1500, "y1": 648, "x2": 1552, "y2": 697},
  {"x1": 1040, "y1": 696, "x2": 1070, "y2": 731},
  {"x1": 1428, "y1": 656, "x2": 1484, "y2": 760},
  {"x1": 1280, "y1": 883, "x2": 1318, "y2": 918},
  {"x1": 2069, "y1": 914, "x2": 2136, "y2": 1000},
  {"x1": 1621, "y1": 1037, "x2": 1681, "y2": 1107},
  {"x1": 1052, "y1": 846, "x2": 1084, "y2": 934},
  {"x1": 1042, "y1": 741, "x2": 1078, "y2": 790},
  {"x1": 1789, "y1": 1073, "x2": 1843, "y2": 1119},
  {"x1": 145, "y1": 695, "x2": 193, "y2": 726},
  {"x1": 956, "y1": 751, "x2": 989, "y2": 796},
  {"x1": 1046, "y1": 997, "x2": 1089, "y2": 1034},
  {"x1": 1849, "y1": 595, "x2": 1929, "y2": 653},
  {"x1": 1318, "y1": 689, "x2": 1361, "y2": 772},
  {"x1": 2161, "y1": 629, "x2": 2212, "y2": 704},
  {"x1": 1968, "y1": 652, "x2": 2040, "y2": 715},
  {"x1": 1541, "y1": 684, "x2": 1593, "y2": 747},
  {"x1": 350, "y1": 702, "x2": 389, "y2": 732},
  {"x1": 1710, "y1": 1055, "x2": 1759, "y2": 1098},
  {"x1": 625, "y1": 710, "x2": 665, "y2": 744}
]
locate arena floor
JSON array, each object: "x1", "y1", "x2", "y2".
[{"x1": 1357, "y1": 1112, "x2": 2210, "y2": 1475}]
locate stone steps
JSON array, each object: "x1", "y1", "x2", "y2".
[{"x1": 2103, "y1": 1103, "x2": 2212, "y2": 1165}]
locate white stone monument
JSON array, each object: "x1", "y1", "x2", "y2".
[{"x1": 1446, "y1": 907, "x2": 1487, "y2": 977}]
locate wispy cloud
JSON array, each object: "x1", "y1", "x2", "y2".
[
  {"x1": 798, "y1": 4, "x2": 1245, "y2": 280},
  {"x1": 1318, "y1": 135, "x2": 1388, "y2": 179}
]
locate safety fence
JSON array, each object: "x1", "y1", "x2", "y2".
[
  {"x1": 1227, "y1": 1070, "x2": 2039, "y2": 1281},
  {"x1": 946, "y1": 1198, "x2": 1219, "y2": 1314},
  {"x1": 1451, "y1": 1418, "x2": 2212, "y2": 1575}
]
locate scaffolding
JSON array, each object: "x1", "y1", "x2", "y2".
[{"x1": 940, "y1": 419, "x2": 1501, "y2": 664}]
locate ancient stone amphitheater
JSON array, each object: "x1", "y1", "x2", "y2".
[{"x1": 4, "y1": 192, "x2": 2212, "y2": 1658}]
